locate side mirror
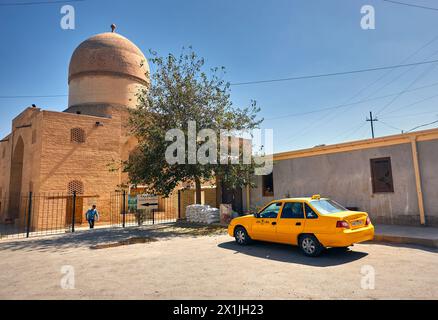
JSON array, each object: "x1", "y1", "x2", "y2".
[{"x1": 254, "y1": 213, "x2": 261, "y2": 218}]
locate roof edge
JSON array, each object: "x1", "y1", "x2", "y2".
[{"x1": 274, "y1": 127, "x2": 438, "y2": 161}]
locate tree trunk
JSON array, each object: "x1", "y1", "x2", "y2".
[
  {"x1": 215, "y1": 175, "x2": 222, "y2": 208},
  {"x1": 195, "y1": 177, "x2": 202, "y2": 204}
]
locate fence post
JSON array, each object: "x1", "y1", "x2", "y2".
[
  {"x1": 122, "y1": 190, "x2": 126, "y2": 228},
  {"x1": 26, "y1": 192, "x2": 33, "y2": 238},
  {"x1": 71, "y1": 191, "x2": 76, "y2": 233},
  {"x1": 152, "y1": 209, "x2": 155, "y2": 225}
]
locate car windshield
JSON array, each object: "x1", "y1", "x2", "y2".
[{"x1": 310, "y1": 199, "x2": 347, "y2": 215}]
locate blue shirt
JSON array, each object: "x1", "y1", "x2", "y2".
[{"x1": 86, "y1": 209, "x2": 99, "y2": 221}]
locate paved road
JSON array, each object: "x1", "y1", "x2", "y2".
[{"x1": 0, "y1": 225, "x2": 436, "y2": 299}]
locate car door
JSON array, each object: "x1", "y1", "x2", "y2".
[
  {"x1": 276, "y1": 201, "x2": 305, "y2": 245},
  {"x1": 251, "y1": 202, "x2": 283, "y2": 242}
]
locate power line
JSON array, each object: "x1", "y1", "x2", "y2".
[
  {"x1": 273, "y1": 66, "x2": 438, "y2": 145},
  {"x1": 0, "y1": 0, "x2": 85, "y2": 6},
  {"x1": 341, "y1": 34, "x2": 438, "y2": 102},
  {"x1": 379, "y1": 91, "x2": 438, "y2": 116},
  {"x1": 277, "y1": 72, "x2": 438, "y2": 145},
  {"x1": 3, "y1": 42, "x2": 438, "y2": 101},
  {"x1": 382, "y1": 110, "x2": 438, "y2": 119},
  {"x1": 375, "y1": 63, "x2": 438, "y2": 116},
  {"x1": 0, "y1": 89, "x2": 141, "y2": 99},
  {"x1": 358, "y1": 122, "x2": 373, "y2": 140},
  {"x1": 382, "y1": 0, "x2": 438, "y2": 12},
  {"x1": 407, "y1": 119, "x2": 438, "y2": 132},
  {"x1": 278, "y1": 34, "x2": 438, "y2": 147},
  {"x1": 336, "y1": 122, "x2": 368, "y2": 143},
  {"x1": 322, "y1": 35, "x2": 438, "y2": 143},
  {"x1": 5, "y1": 75, "x2": 438, "y2": 102},
  {"x1": 264, "y1": 80, "x2": 438, "y2": 121},
  {"x1": 379, "y1": 120, "x2": 404, "y2": 132},
  {"x1": 0, "y1": 94, "x2": 68, "y2": 99},
  {"x1": 230, "y1": 58, "x2": 438, "y2": 86}
]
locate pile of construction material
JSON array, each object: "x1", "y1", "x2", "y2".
[
  {"x1": 220, "y1": 204, "x2": 233, "y2": 224},
  {"x1": 186, "y1": 205, "x2": 220, "y2": 225}
]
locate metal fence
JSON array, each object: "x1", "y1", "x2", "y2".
[
  {"x1": 110, "y1": 191, "x2": 179, "y2": 228},
  {"x1": 0, "y1": 191, "x2": 180, "y2": 240},
  {"x1": 0, "y1": 192, "x2": 78, "y2": 239}
]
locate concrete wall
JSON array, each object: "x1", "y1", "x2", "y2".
[
  {"x1": 250, "y1": 141, "x2": 438, "y2": 226},
  {"x1": 249, "y1": 175, "x2": 274, "y2": 212},
  {"x1": 418, "y1": 140, "x2": 438, "y2": 226}
]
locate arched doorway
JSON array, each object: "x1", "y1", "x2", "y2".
[{"x1": 8, "y1": 136, "x2": 24, "y2": 220}]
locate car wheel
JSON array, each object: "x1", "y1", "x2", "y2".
[
  {"x1": 234, "y1": 226, "x2": 251, "y2": 246},
  {"x1": 299, "y1": 234, "x2": 324, "y2": 257}
]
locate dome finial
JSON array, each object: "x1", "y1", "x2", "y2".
[{"x1": 111, "y1": 24, "x2": 116, "y2": 33}]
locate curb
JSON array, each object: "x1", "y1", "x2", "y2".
[{"x1": 373, "y1": 234, "x2": 438, "y2": 249}]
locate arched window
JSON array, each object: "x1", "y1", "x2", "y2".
[
  {"x1": 70, "y1": 128, "x2": 86, "y2": 143},
  {"x1": 67, "y1": 180, "x2": 84, "y2": 195}
]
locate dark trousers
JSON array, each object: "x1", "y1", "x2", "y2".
[{"x1": 88, "y1": 219, "x2": 95, "y2": 229}]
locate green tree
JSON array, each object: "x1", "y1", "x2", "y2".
[{"x1": 124, "y1": 48, "x2": 263, "y2": 204}]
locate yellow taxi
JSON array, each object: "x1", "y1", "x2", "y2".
[{"x1": 228, "y1": 195, "x2": 374, "y2": 257}]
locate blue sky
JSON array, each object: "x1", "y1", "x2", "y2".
[{"x1": 1, "y1": 0, "x2": 438, "y2": 152}]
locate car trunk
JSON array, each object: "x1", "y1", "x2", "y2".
[{"x1": 333, "y1": 211, "x2": 368, "y2": 230}]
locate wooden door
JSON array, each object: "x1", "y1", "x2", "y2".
[
  {"x1": 66, "y1": 196, "x2": 83, "y2": 225},
  {"x1": 221, "y1": 185, "x2": 243, "y2": 214}
]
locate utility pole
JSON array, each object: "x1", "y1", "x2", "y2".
[{"x1": 366, "y1": 111, "x2": 378, "y2": 139}]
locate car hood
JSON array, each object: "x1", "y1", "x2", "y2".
[{"x1": 230, "y1": 214, "x2": 254, "y2": 223}]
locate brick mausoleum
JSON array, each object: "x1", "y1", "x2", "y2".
[{"x1": 0, "y1": 28, "x2": 150, "y2": 226}]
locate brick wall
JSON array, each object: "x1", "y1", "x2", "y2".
[{"x1": 179, "y1": 187, "x2": 218, "y2": 219}]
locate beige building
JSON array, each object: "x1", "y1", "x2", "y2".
[
  {"x1": 250, "y1": 128, "x2": 438, "y2": 227},
  {"x1": 0, "y1": 29, "x2": 150, "y2": 226}
]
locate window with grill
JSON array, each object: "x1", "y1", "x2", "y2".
[
  {"x1": 70, "y1": 128, "x2": 86, "y2": 143},
  {"x1": 262, "y1": 173, "x2": 274, "y2": 197},
  {"x1": 370, "y1": 157, "x2": 394, "y2": 193},
  {"x1": 67, "y1": 180, "x2": 84, "y2": 195}
]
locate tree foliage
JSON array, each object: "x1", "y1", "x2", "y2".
[{"x1": 124, "y1": 48, "x2": 263, "y2": 201}]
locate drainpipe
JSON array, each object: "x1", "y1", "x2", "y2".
[{"x1": 410, "y1": 136, "x2": 426, "y2": 225}]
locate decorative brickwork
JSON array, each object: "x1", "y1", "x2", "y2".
[
  {"x1": 70, "y1": 128, "x2": 86, "y2": 143},
  {"x1": 67, "y1": 180, "x2": 84, "y2": 195}
]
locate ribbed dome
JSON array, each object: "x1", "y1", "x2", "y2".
[{"x1": 68, "y1": 32, "x2": 149, "y2": 85}]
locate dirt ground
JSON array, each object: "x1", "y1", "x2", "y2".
[{"x1": 0, "y1": 223, "x2": 437, "y2": 300}]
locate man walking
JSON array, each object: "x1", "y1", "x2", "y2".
[{"x1": 85, "y1": 205, "x2": 99, "y2": 229}]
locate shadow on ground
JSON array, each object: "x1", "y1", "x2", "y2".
[
  {"x1": 0, "y1": 223, "x2": 227, "y2": 253},
  {"x1": 218, "y1": 241, "x2": 368, "y2": 267},
  {"x1": 366, "y1": 240, "x2": 438, "y2": 253}
]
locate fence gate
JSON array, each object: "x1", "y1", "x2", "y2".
[
  {"x1": 0, "y1": 192, "x2": 98, "y2": 240},
  {"x1": 0, "y1": 191, "x2": 179, "y2": 240},
  {"x1": 110, "y1": 191, "x2": 179, "y2": 228}
]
